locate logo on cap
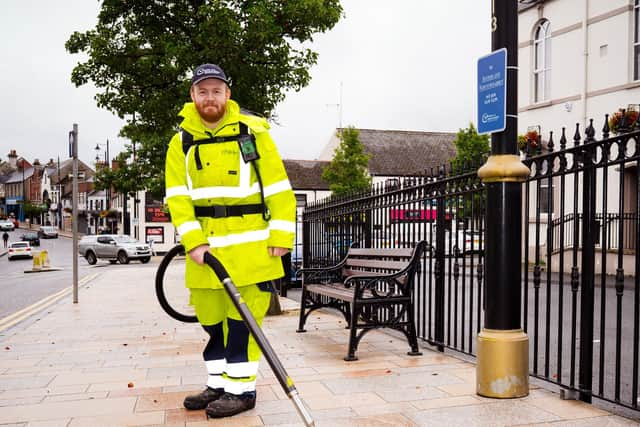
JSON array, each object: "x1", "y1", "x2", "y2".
[{"x1": 197, "y1": 67, "x2": 222, "y2": 76}]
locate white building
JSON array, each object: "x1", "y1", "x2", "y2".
[{"x1": 518, "y1": 0, "x2": 638, "y2": 273}]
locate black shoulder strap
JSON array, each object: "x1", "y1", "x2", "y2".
[
  {"x1": 181, "y1": 129, "x2": 194, "y2": 156},
  {"x1": 180, "y1": 124, "x2": 251, "y2": 156}
]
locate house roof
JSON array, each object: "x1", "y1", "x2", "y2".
[
  {"x1": 283, "y1": 160, "x2": 330, "y2": 190},
  {"x1": 3, "y1": 167, "x2": 35, "y2": 184},
  {"x1": 48, "y1": 159, "x2": 95, "y2": 185},
  {"x1": 349, "y1": 129, "x2": 457, "y2": 176}
]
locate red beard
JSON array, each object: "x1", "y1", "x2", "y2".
[{"x1": 195, "y1": 101, "x2": 226, "y2": 123}]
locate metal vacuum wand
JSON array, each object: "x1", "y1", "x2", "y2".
[{"x1": 203, "y1": 252, "x2": 315, "y2": 427}]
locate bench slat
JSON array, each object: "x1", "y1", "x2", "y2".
[
  {"x1": 342, "y1": 269, "x2": 387, "y2": 278},
  {"x1": 348, "y1": 248, "x2": 414, "y2": 257},
  {"x1": 345, "y1": 258, "x2": 408, "y2": 271},
  {"x1": 307, "y1": 284, "x2": 354, "y2": 302}
]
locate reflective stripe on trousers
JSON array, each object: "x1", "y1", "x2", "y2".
[{"x1": 192, "y1": 285, "x2": 271, "y2": 394}]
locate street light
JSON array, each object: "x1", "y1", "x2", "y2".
[
  {"x1": 94, "y1": 139, "x2": 110, "y2": 210},
  {"x1": 21, "y1": 159, "x2": 25, "y2": 222},
  {"x1": 95, "y1": 139, "x2": 111, "y2": 233}
]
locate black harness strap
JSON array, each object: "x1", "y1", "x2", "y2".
[
  {"x1": 181, "y1": 122, "x2": 271, "y2": 221},
  {"x1": 182, "y1": 127, "x2": 245, "y2": 170},
  {"x1": 194, "y1": 204, "x2": 264, "y2": 218}
]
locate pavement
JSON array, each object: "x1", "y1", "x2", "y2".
[{"x1": 1, "y1": 261, "x2": 638, "y2": 427}]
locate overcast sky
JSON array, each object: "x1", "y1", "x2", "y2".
[{"x1": 0, "y1": 1, "x2": 490, "y2": 168}]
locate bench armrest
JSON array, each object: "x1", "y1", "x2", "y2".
[
  {"x1": 297, "y1": 265, "x2": 343, "y2": 284},
  {"x1": 344, "y1": 271, "x2": 411, "y2": 299}
]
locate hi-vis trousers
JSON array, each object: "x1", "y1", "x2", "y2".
[{"x1": 190, "y1": 284, "x2": 271, "y2": 395}]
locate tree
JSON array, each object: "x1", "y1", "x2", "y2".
[
  {"x1": 322, "y1": 127, "x2": 371, "y2": 196},
  {"x1": 450, "y1": 123, "x2": 490, "y2": 174},
  {"x1": 66, "y1": 0, "x2": 343, "y2": 198},
  {"x1": 449, "y1": 123, "x2": 490, "y2": 225},
  {"x1": 21, "y1": 201, "x2": 45, "y2": 224}
]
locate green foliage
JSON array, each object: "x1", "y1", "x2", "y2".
[
  {"x1": 93, "y1": 138, "x2": 166, "y2": 199},
  {"x1": 448, "y1": 123, "x2": 490, "y2": 221},
  {"x1": 450, "y1": 123, "x2": 490, "y2": 174},
  {"x1": 322, "y1": 127, "x2": 371, "y2": 196},
  {"x1": 66, "y1": 0, "x2": 343, "y2": 198},
  {"x1": 22, "y1": 201, "x2": 45, "y2": 220}
]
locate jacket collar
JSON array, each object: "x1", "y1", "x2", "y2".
[{"x1": 178, "y1": 100, "x2": 241, "y2": 139}]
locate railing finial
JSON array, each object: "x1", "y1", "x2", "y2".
[
  {"x1": 619, "y1": 108, "x2": 628, "y2": 132},
  {"x1": 573, "y1": 123, "x2": 581, "y2": 146},
  {"x1": 602, "y1": 113, "x2": 610, "y2": 139},
  {"x1": 560, "y1": 127, "x2": 567, "y2": 150},
  {"x1": 585, "y1": 118, "x2": 595, "y2": 142}
]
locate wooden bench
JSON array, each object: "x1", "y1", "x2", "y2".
[{"x1": 296, "y1": 241, "x2": 427, "y2": 361}]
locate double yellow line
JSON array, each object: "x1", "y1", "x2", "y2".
[{"x1": 0, "y1": 273, "x2": 98, "y2": 332}]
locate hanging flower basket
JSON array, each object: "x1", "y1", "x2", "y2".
[
  {"x1": 99, "y1": 209, "x2": 119, "y2": 218},
  {"x1": 608, "y1": 108, "x2": 639, "y2": 134},
  {"x1": 517, "y1": 130, "x2": 539, "y2": 152}
]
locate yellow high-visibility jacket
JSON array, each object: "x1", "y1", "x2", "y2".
[{"x1": 165, "y1": 100, "x2": 296, "y2": 289}]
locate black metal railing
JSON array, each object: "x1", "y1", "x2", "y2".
[
  {"x1": 303, "y1": 164, "x2": 487, "y2": 357},
  {"x1": 521, "y1": 118, "x2": 639, "y2": 412},
  {"x1": 300, "y1": 115, "x2": 639, "y2": 415}
]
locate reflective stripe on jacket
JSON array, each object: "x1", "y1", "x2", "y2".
[{"x1": 165, "y1": 100, "x2": 296, "y2": 289}]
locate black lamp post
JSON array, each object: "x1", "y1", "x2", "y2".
[
  {"x1": 475, "y1": 0, "x2": 529, "y2": 399},
  {"x1": 94, "y1": 139, "x2": 110, "y2": 210},
  {"x1": 21, "y1": 159, "x2": 26, "y2": 222},
  {"x1": 95, "y1": 139, "x2": 111, "y2": 232}
]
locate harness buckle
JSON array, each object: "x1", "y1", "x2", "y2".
[{"x1": 213, "y1": 206, "x2": 228, "y2": 217}]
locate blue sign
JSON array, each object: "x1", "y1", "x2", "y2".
[{"x1": 477, "y1": 48, "x2": 507, "y2": 135}]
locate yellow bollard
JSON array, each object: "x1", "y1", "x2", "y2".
[
  {"x1": 32, "y1": 251, "x2": 42, "y2": 270},
  {"x1": 40, "y1": 250, "x2": 50, "y2": 268}
]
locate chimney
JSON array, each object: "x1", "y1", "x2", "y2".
[{"x1": 7, "y1": 150, "x2": 17, "y2": 168}]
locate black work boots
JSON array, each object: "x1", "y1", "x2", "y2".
[
  {"x1": 205, "y1": 392, "x2": 256, "y2": 418},
  {"x1": 183, "y1": 387, "x2": 224, "y2": 410}
]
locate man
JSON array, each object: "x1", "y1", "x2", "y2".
[
  {"x1": 165, "y1": 64, "x2": 296, "y2": 418},
  {"x1": 2, "y1": 231, "x2": 8, "y2": 248}
]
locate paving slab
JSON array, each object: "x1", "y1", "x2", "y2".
[{"x1": 0, "y1": 265, "x2": 635, "y2": 426}]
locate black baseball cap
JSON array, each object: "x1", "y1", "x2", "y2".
[{"x1": 191, "y1": 63, "x2": 230, "y2": 86}]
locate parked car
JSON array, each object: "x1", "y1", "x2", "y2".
[
  {"x1": 0, "y1": 219, "x2": 14, "y2": 231},
  {"x1": 418, "y1": 226, "x2": 484, "y2": 257},
  {"x1": 7, "y1": 241, "x2": 32, "y2": 260},
  {"x1": 460, "y1": 230, "x2": 484, "y2": 255},
  {"x1": 290, "y1": 245, "x2": 302, "y2": 284},
  {"x1": 38, "y1": 226, "x2": 58, "y2": 239},
  {"x1": 20, "y1": 232, "x2": 40, "y2": 247},
  {"x1": 78, "y1": 234, "x2": 151, "y2": 265},
  {"x1": 453, "y1": 230, "x2": 484, "y2": 255}
]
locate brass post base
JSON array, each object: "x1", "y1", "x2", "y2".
[{"x1": 476, "y1": 328, "x2": 529, "y2": 398}]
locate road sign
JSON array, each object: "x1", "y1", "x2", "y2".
[{"x1": 477, "y1": 48, "x2": 507, "y2": 135}]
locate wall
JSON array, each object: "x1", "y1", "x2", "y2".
[{"x1": 518, "y1": 1, "x2": 639, "y2": 224}]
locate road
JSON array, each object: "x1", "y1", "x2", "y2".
[{"x1": 0, "y1": 230, "x2": 94, "y2": 319}]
